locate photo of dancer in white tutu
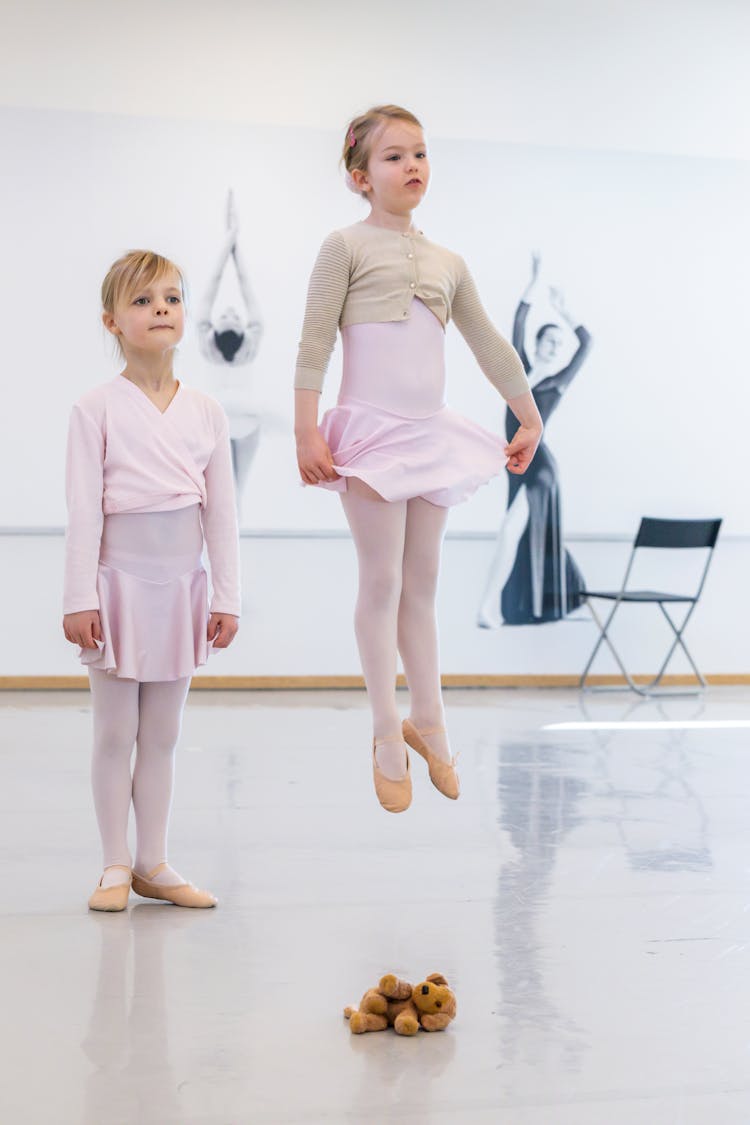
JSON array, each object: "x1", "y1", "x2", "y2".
[{"x1": 197, "y1": 191, "x2": 264, "y2": 509}]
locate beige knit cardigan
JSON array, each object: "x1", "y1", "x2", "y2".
[{"x1": 294, "y1": 222, "x2": 530, "y2": 401}]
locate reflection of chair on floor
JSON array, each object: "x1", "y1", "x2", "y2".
[{"x1": 580, "y1": 517, "x2": 722, "y2": 696}]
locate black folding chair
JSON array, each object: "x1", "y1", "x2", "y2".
[{"x1": 579, "y1": 517, "x2": 722, "y2": 696}]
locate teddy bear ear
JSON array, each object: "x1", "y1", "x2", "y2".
[{"x1": 426, "y1": 973, "x2": 448, "y2": 986}]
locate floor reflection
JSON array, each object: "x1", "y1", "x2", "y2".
[
  {"x1": 595, "y1": 740, "x2": 712, "y2": 875},
  {"x1": 343, "y1": 1029, "x2": 456, "y2": 1124},
  {"x1": 490, "y1": 691, "x2": 718, "y2": 1083},
  {"x1": 578, "y1": 694, "x2": 713, "y2": 874},
  {"x1": 493, "y1": 739, "x2": 588, "y2": 1075},
  {"x1": 82, "y1": 906, "x2": 203, "y2": 1125}
]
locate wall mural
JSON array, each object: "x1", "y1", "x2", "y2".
[
  {"x1": 197, "y1": 191, "x2": 264, "y2": 509},
  {"x1": 478, "y1": 254, "x2": 592, "y2": 628}
]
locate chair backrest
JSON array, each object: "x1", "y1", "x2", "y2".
[{"x1": 634, "y1": 517, "x2": 722, "y2": 550}]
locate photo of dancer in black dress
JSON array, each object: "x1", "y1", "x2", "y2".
[{"x1": 478, "y1": 253, "x2": 592, "y2": 627}]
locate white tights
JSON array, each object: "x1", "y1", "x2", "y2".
[
  {"x1": 89, "y1": 669, "x2": 191, "y2": 887},
  {"x1": 341, "y1": 478, "x2": 451, "y2": 777}
]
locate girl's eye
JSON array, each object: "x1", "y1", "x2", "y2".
[
  {"x1": 167, "y1": 295, "x2": 181, "y2": 304},
  {"x1": 417, "y1": 152, "x2": 426, "y2": 159},
  {"x1": 387, "y1": 154, "x2": 401, "y2": 161},
  {"x1": 133, "y1": 297, "x2": 149, "y2": 305}
]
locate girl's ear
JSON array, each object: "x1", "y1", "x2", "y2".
[
  {"x1": 350, "y1": 168, "x2": 371, "y2": 195},
  {"x1": 102, "y1": 310, "x2": 120, "y2": 337}
]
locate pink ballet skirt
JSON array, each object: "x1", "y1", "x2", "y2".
[
  {"x1": 318, "y1": 298, "x2": 507, "y2": 505},
  {"x1": 79, "y1": 506, "x2": 211, "y2": 682}
]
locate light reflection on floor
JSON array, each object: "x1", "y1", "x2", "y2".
[{"x1": 1, "y1": 688, "x2": 749, "y2": 1124}]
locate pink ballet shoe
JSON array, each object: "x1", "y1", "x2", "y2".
[
  {"x1": 372, "y1": 736, "x2": 412, "y2": 813},
  {"x1": 88, "y1": 865, "x2": 132, "y2": 912},
  {"x1": 131, "y1": 863, "x2": 217, "y2": 909},
  {"x1": 402, "y1": 719, "x2": 460, "y2": 800}
]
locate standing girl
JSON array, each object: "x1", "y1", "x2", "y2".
[
  {"x1": 63, "y1": 250, "x2": 240, "y2": 910},
  {"x1": 294, "y1": 106, "x2": 543, "y2": 813}
]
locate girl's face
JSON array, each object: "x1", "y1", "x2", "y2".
[
  {"x1": 354, "y1": 120, "x2": 430, "y2": 216},
  {"x1": 104, "y1": 270, "x2": 185, "y2": 355}
]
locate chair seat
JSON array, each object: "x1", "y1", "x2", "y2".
[{"x1": 582, "y1": 589, "x2": 696, "y2": 603}]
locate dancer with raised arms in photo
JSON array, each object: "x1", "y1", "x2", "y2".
[
  {"x1": 477, "y1": 252, "x2": 592, "y2": 628},
  {"x1": 197, "y1": 190, "x2": 264, "y2": 508}
]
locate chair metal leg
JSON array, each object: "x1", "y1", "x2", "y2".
[
  {"x1": 580, "y1": 598, "x2": 707, "y2": 696},
  {"x1": 630, "y1": 602, "x2": 705, "y2": 693},
  {"x1": 646, "y1": 602, "x2": 706, "y2": 691},
  {"x1": 580, "y1": 599, "x2": 650, "y2": 694}
]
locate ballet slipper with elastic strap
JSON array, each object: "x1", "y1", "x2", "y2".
[
  {"x1": 131, "y1": 863, "x2": 217, "y2": 908},
  {"x1": 372, "y1": 735, "x2": 412, "y2": 813},
  {"x1": 402, "y1": 719, "x2": 460, "y2": 800},
  {"x1": 88, "y1": 864, "x2": 132, "y2": 912}
]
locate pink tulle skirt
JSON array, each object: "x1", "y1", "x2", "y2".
[
  {"x1": 80, "y1": 506, "x2": 210, "y2": 682},
  {"x1": 318, "y1": 299, "x2": 507, "y2": 506}
]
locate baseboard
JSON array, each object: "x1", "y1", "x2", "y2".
[{"x1": 1, "y1": 673, "x2": 748, "y2": 691}]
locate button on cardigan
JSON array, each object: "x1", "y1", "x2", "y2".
[{"x1": 294, "y1": 222, "x2": 530, "y2": 401}]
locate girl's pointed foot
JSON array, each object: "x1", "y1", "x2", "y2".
[
  {"x1": 372, "y1": 736, "x2": 412, "y2": 813},
  {"x1": 402, "y1": 719, "x2": 460, "y2": 800}
]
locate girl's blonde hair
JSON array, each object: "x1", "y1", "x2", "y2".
[
  {"x1": 342, "y1": 105, "x2": 423, "y2": 197},
  {"x1": 101, "y1": 250, "x2": 185, "y2": 359}
]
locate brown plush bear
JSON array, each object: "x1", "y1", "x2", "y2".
[{"x1": 344, "y1": 973, "x2": 456, "y2": 1036}]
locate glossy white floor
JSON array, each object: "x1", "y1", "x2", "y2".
[{"x1": 2, "y1": 687, "x2": 749, "y2": 1125}]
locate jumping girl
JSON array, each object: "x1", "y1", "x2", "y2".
[{"x1": 294, "y1": 106, "x2": 543, "y2": 813}]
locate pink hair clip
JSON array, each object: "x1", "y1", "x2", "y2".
[{"x1": 348, "y1": 127, "x2": 357, "y2": 148}]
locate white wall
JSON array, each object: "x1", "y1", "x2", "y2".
[
  {"x1": 2, "y1": 533, "x2": 744, "y2": 678},
  {"x1": 1, "y1": 0, "x2": 749, "y2": 161},
  {"x1": 1, "y1": 0, "x2": 748, "y2": 678}
]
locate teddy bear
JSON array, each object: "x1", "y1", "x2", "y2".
[{"x1": 344, "y1": 973, "x2": 457, "y2": 1036}]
